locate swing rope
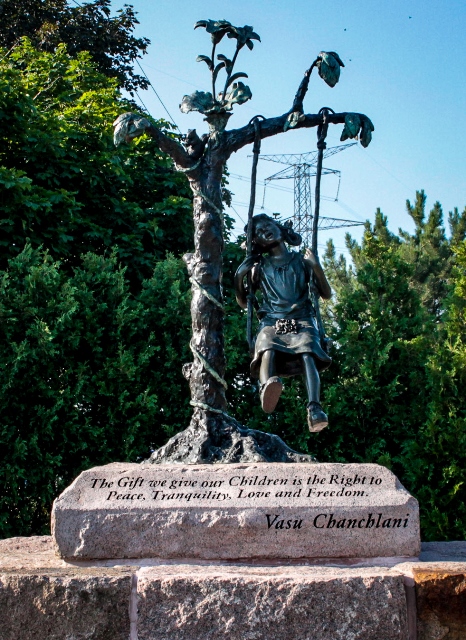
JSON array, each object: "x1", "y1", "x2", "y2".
[
  {"x1": 312, "y1": 107, "x2": 334, "y2": 350},
  {"x1": 246, "y1": 116, "x2": 265, "y2": 352}
]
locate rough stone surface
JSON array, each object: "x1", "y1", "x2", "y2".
[
  {"x1": 136, "y1": 564, "x2": 409, "y2": 640},
  {"x1": 148, "y1": 412, "x2": 316, "y2": 464},
  {"x1": 413, "y1": 565, "x2": 466, "y2": 640},
  {"x1": 0, "y1": 536, "x2": 62, "y2": 569},
  {"x1": 0, "y1": 566, "x2": 132, "y2": 640},
  {"x1": 52, "y1": 462, "x2": 420, "y2": 560},
  {"x1": 0, "y1": 537, "x2": 465, "y2": 640}
]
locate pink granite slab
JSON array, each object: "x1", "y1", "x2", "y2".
[{"x1": 52, "y1": 462, "x2": 420, "y2": 560}]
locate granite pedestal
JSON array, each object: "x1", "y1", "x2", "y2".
[{"x1": 52, "y1": 462, "x2": 420, "y2": 561}]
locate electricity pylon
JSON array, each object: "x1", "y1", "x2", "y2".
[{"x1": 259, "y1": 143, "x2": 365, "y2": 246}]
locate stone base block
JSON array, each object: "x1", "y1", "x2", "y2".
[
  {"x1": 0, "y1": 566, "x2": 132, "y2": 640},
  {"x1": 137, "y1": 564, "x2": 408, "y2": 640},
  {"x1": 1, "y1": 537, "x2": 465, "y2": 640},
  {"x1": 413, "y1": 554, "x2": 466, "y2": 640}
]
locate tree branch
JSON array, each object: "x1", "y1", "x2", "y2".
[
  {"x1": 290, "y1": 61, "x2": 317, "y2": 114},
  {"x1": 145, "y1": 124, "x2": 193, "y2": 168},
  {"x1": 224, "y1": 111, "x2": 361, "y2": 157}
]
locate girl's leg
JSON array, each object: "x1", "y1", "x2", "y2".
[
  {"x1": 259, "y1": 349, "x2": 282, "y2": 413},
  {"x1": 301, "y1": 352, "x2": 320, "y2": 403},
  {"x1": 259, "y1": 349, "x2": 276, "y2": 385},
  {"x1": 301, "y1": 353, "x2": 328, "y2": 432}
]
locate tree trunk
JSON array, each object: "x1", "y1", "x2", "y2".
[{"x1": 187, "y1": 116, "x2": 227, "y2": 415}]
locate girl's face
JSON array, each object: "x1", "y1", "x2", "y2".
[{"x1": 253, "y1": 219, "x2": 283, "y2": 247}]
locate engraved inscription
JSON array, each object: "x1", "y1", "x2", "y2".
[
  {"x1": 81, "y1": 467, "x2": 408, "y2": 532},
  {"x1": 87, "y1": 470, "x2": 386, "y2": 505}
]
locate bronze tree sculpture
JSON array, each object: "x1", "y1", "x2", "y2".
[{"x1": 114, "y1": 19, "x2": 374, "y2": 464}]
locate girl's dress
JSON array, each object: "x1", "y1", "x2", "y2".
[{"x1": 250, "y1": 251, "x2": 332, "y2": 378}]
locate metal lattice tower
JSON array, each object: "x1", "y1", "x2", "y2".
[
  {"x1": 294, "y1": 164, "x2": 312, "y2": 241},
  {"x1": 259, "y1": 143, "x2": 365, "y2": 246}
]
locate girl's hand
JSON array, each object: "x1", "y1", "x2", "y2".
[
  {"x1": 237, "y1": 255, "x2": 258, "y2": 275},
  {"x1": 234, "y1": 255, "x2": 258, "y2": 309},
  {"x1": 304, "y1": 248, "x2": 332, "y2": 299},
  {"x1": 304, "y1": 248, "x2": 319, "y2": 267}
]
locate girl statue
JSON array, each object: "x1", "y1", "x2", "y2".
[{"x1": 234, "y1": 214, "x2": 332, "y2": 432}]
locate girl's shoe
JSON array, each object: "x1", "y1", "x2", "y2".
[
  {"x1": 260, "y1": 376, "x2": 283, "y2": 413},
  {"x1": 307, "y1": 401, "x2": 328, "y2": 432}
]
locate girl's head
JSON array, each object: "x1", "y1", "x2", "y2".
[{"x1": 244, "y1": 214, "x2": 302, "y2": 253}]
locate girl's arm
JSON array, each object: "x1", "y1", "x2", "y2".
[
  {"x1": 234, "y1": 256, "x2": 258, "y2": 309},
  {"x1": 304, "y1": 249, "x2": 332, "y2": 300}
]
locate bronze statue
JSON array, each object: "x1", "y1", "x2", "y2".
[
  {"x1": 235, "y1": 214, "x2": 332, "y2": 432},
  {"x1": 114, "y1": 19, "x2": 374, "y2": 463}
]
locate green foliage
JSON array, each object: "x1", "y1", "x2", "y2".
[
  {"x1": 0, "y1": 34, "x2": 464, "y2": 545},
  {"x1": 401, "y1": 241, "x2": 466, "y2": 540},
  {"x1": 0, "y1": 246, "x2": 191, "y2": 536},
  {"x1": 0, "y1": 0, "x2": 149, "y2": 92},
  {"x1": 399, "y1": 190, "x2": 452, "y2": 317},
  {"x1": 0, "y1": 40, "x2": 193, "y2": 284},
  {"x1": 316, "y1": 217, "x2": 432, "y2": 473}
]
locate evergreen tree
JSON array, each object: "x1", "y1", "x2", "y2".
[
  {"x1": 0, "y1": 246, "x2": 191, "y2": 536},
  {"x1": 400, "y1": 190, "x2": 453, "y2": 317},
  {"x1": 401, "y1": 240, "x2": 466, "y2": 540},
  {"x1": 313, "y1": 213, "x2": 432, "y2": 472}
]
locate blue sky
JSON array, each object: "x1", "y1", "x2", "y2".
[{"x1": 121, "y1": 0, "x2": 466, "y2": 256}]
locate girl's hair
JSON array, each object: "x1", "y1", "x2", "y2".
[{"x1": 244, "y1": 214, "x2": 302, "y2": 254}]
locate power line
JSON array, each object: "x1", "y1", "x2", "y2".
[
  {"x1": 230, "y1": 200, "x2": 275, "y2": 216},
  {"x1": 333, "y1": 199, "x2": 366, "y2": 222},
  {"x1": 141, "y1": 61, "x2": 200, "y2": 90},
  {"x1": 228, "y1": 169, "x2": 342, "y2": 201},
  {"x1": 229, "y1": 201, "x2": 364, "y2": 232},
  {"x1": 135, "y1": 60, "x2": 182, "y2": 133},
  {"x1": 229, "y1": 173, "x2": 293, "y2": 194},
  {"x1": 229, "y1": 173, "x2": 340, "y2": 203},
  {"x1": 256, "y1": 143, "x2": 357, "y2": 166},
  {"x1": 59, "y1": 0, "x2": 183, "y2": 134},
  {"x1": 141, "y1": 58, "x2": 274, "y2": 119},
  {"x1": 229, "y1": 204, "x2": 247, "y2": 227},
  {"x1": 356, "y1": 145, "x2": 414, "y2": 193},
  {"x1": 134, "y1": 89, "x2": 151, "y2": 115}
]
